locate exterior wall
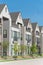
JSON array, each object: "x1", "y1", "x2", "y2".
[
  {"x1": 21, "y1": 26, "x2": 26, "y2": 45},
  {"x1": 25, "y1": 22, "x2": 32, "y2": 55},
  {"x1": 40, "y1": 28, "x2": 43, "y2": 54},
  {"x1": 26, "y1": 22, "x2": 32, "y2": 46},
  {"x1": 10, "y1": 27, "x2": 21, "y2": 56},
  {"x1": 35, "y1": 25, "x2": 40, "y2": 48},
  {"x1": 26, "y1": 31, "x2": 32, "y2": 46},
  {"x1": 32, "y1": 24, "x2": 40, "y2": 45},
  {"x1": 0, "y1": 4, "x2": 43, "y2": 56},
  {"x1": 9, "y1": 12, "x2": 24, "y2": 56},
  {"x1": 0, "y1": 18, "x2": 3, "y2": 56},
  {"x1": 11, "y1": 27, "x2": 20, "y2": 45},
  {"x1": 0, "y1": 25, "x2": 2, "y2": 42},
  {"x1": 0, "y1": 5, "x2": 12, "y2": 56},
  {"x1": 3, "y1": 20, "x2": 9, "y2": 42}
]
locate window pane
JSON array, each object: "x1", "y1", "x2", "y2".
[
  {"x1": 26, "y1": 34, "x2": 31, "y2": 43},
  {"x1": 11, "y1": 31, "x2": 14, "y2": 38},
  {"x1": 3, "y1": 30, "x2": 7, "y2": 38},
  {"x1": 26, "y1": 28, "x2": 31, "y2": 32},
  {"x1": 17, "y1": 32, "x2": 20, "y2": 39},
  {"x1": 14, "y1": 31, "x2": 17, "y2": 41}
]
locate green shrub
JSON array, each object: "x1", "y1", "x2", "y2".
[
  {"x1": 31, "y1": 43, "x2": 38, "y2": 54},
  {"x1": 3, "y1": 41, "x2": 9, "y2": 56}
]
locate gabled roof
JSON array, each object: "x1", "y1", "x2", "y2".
[
  {"x1": 23, "y1": 18, "x2": 30, "y2": 26},
  {"x1": 10, "y1": 12, "x2": 20, "y2": 23},
  {"x1": 0, "y1": 4, "x2": 5, "y2": 13},
  {"x1": 31, "y1": 22, "x2": 37, "y2": 31},
  {"x1": 12, "y1": 24, "x2": 19, "y2": 28}
]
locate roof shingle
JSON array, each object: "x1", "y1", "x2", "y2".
[
  {"x1": 23, "y1": 18, "x2": 30, "y2": 26},
  {"x1": 31, "y1": 22, "x2": 37, "y2": 31},
  {"x1": 10, "y1": 12, "x2": 20, "y2": 23},
  {"x1": 39, "y1": 26, "x2": 43, "y2": 32},
  {"x1": 0, "y1": 4, "x2": 5, "y2": 13}
]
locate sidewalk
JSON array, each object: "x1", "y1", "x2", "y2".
[{"x1": 0, "y1": 58, "x2": 43, "y2": 65}]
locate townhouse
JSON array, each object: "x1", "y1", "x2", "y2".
[
  {"x1": 32, "y1": 23, "x2": 41, "y2": 54},
  {"x1": 10, "y1": 14, "x2": 32, "y2": 56},
  {"x1": 39, "y1": 26, "x2": 43, "y2": 55},
  {"x1": 10, "y1": 12, "x2": 25, "y2": 56},
  {"x1": 23, "y1": 19, "x2": 32, "y2": 54},
  {"x1": 0, "y1": 4, "x2": 11, "y2": 56},
  {"x1": 0, "y1": 4, "x2": 43, "y2": 56}
]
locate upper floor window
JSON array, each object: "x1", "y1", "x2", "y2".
[
  {"x1": 11, "y1": 31, "x2": 14, "y2": 38},
  {"x1": 26, "y1": 27, "x2": 31, "y2": 32},
  {"x1": 36, "y1": 31, "x2": 39, "y2": 35},
  {"x1": 26, "y1": 34, "x2": 31, "y2": 43},
  {"x1": 17, "y1": 22, "x2": 22, "y2": 27},
  {"x1": 36, "y1": 37, "x2": 40, "y2": 44},
  {"x1": 3, "y1": 30, "x2": 7, "y2": 38},
  {"x1": 17, "y1": 32, "x2": 20, "y2": 39},
  {"x1": 14, "y1": 31, "x2": 17, "y2": 41}
]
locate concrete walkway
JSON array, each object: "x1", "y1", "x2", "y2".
[{"x1": 0, "y1": 58, "x2": 43, "y2": 65}]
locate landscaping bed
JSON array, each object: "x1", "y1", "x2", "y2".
[{"x1": 0, "y1": 55, "x2": 43, "y2": 62}]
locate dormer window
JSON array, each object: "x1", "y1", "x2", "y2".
[
  {"x1": 36, "y1": 31, "x2": 39, "y2": 35},
  {"x1": 26, "y1": 27, "x2": 31, "y2": 32},
  {"x1": 17, "y1": 22, "x2": 22, "y2": 27}
]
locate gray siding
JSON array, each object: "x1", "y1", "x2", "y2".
[{"x1": 3, "y1": 19, "x2": 10, "y2": 42}]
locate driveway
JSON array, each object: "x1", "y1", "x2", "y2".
[{"x1": 0, "y1": 58, "x2": 43, "y2": 65}]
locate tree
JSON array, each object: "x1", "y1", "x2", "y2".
[
  {"x1": 13, "y1": 43, "x2": 18, "y2": 56},
  {"x1": 18, "y1": 45, "x2": 21, "y2": 55},
  {"x1": 31, "y1": 43, "x2": 38, "y2": 54},
  {"x1": 13, "y1": 43, "x2": 27, "y2": 56},
  {"x1": 21, "y1": 44, "x2": 27, "y2": 56},
  {"x1": 3, "y1": 41, "x2": 9, "y2": 56}
]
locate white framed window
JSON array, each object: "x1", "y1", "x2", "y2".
[{"x1": 3, "y1": 30, "x2": 7, "y2": 38}]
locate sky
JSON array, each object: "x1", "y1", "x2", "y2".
[{"x1": 0, "y1": 0, "x2": 43, "y2": 26}]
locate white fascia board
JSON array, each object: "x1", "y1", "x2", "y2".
[
  {"x1": 36, "y1": 35, "x2": 40, "y2": 38},
  {"x1": 11, "y1": 27, "x2": 20, "y2": 32},
  {"x1": 16, "y1": 13, "x2": 24, "y2": 26},
  {"x1": 1, "y1": 5, "x2": 11, "y2": 20},
  {"x1": 26, "y1": 31, "x2": 32, "y2": 35}
]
